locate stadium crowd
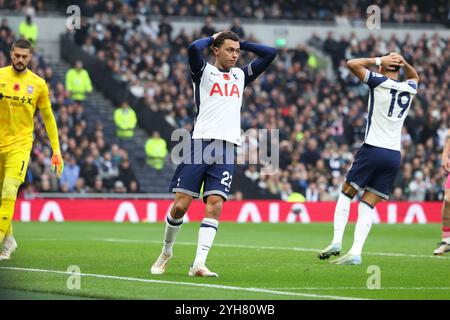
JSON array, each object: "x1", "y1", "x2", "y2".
[
  {"x1": 1, "y1": 0, "x2": 449, "y2": 200},
  {"x1": 70, "y1": 10, "x2": 449, "y2": 201},
  {"x1": 38, "y1": 0, "x2": 450, "y2": 25},
  {"x1": 0, "y1": 18, "x2": 141, "y2": 194}
]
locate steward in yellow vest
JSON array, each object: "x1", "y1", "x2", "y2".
[
  {"x1": 114, "y1": 101, "x2": 137, "y2": 139},
  {"x1": 145, "y1": 132, "x2": 168, "y2": 170},
  {"x1": 65, "y1": 60, "x2": 92, "y2": 102}
]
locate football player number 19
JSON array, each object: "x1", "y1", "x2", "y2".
[{"x1": 388, "y1": 89, "x2": 411, "y2": 118}]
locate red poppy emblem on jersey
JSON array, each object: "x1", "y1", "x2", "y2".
[
  {"x1": 223, "y1": 74, "x2": 230, "y2": 80},
  {"x1": 13, "y1": 83, "x2": 20, "y2": 91}
]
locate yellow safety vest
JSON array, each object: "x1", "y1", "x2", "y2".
[
  {"x1": 114, "y1": 108, "x2": 137, "y2": 138},
  {"x1": 65, "y1": 68, "x2": 93, "y2": 101},
  {"x1": 19, "y1": 22, "x2": 38, "y2": 45},
  {"x1": 307, "y1": 54, "x2": 318, "y2": 69},
  {"x1": 145, "y1": 138, "x2": 168, "y2": 170}
]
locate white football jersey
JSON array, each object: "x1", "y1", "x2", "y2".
[
  {"x1": 191, "y1": 63, "x2": 246, "y2": 145},
  {"x1": 363, "y1": 70, "x2": 417, "y2": 151}
]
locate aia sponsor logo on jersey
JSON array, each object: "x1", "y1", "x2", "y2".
[
  {"x1": 13, "y1": 83, "x2": 20, "y2": 91},
  {"x1": 209, "y1": 83, "x2": 240, "y2": 97}
]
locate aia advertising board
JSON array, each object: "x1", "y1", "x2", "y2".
[{"x1": 13, "y1": 199, "x2": 442, "y2": 224}]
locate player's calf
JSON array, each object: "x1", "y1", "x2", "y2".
[
  {"x1": 0, "y1": 177, "x2": 21, "y2": 243},
  {"x1": 436, "y1": 191, "x2": 450, "y2": 255}
]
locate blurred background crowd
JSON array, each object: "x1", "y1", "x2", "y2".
[
  {"x1": 3, "y1": 0, "x2": 448, "y2": 24},
  {"x1": 0, "y1": 0, "x2": 449, "y2": 201},
  {"x1": 1, "y1": 16, "x2": 141, "y2": 194}
]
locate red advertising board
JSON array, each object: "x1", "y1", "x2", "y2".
[{"x1": 13, "y1": 199, "x2": 442, "y2": 224}]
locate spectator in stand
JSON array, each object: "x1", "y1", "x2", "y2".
[
  {"x1": 301, "y1": 139, "x2": 321, "y2": 168},
  {"x1": 92, "y1": 175, "x2": 107, "y2": 193},
  {"x1": 0, "y1": 18, "x2": 12, "y2": 36},
  {"x1": 408, "y1": 171, "x2": 428, "y2": 201},
  {"x1": 19, "y1": 15, "x2": 38, "y2": 47},
  {"x1": 129, "y1": 179, "x2": 141, "y2": 193},
  {"x1": 145, "y1": 131, "x2": 168, "y2": 170},
  {"x1": 113, "y1": 180, "x2": 127, "y2": 193},
  {"x1": 118, "y1": 159, "x2": 136, "y2": 191},
  {"x1": 114, "y1": 100, "x2": 137, "y2": 139},
  {"x1": 245, "y1": 165, "x2": 260, "y2": 182},
  {"x1": 65, "y1": 60, "x2": 93, "y2": 103},
  {"x1": 158, "y1": 16, "x2": 173, "y2": 41},
  {"x1": 230, "y1": 18, "x2": 245, "y2": 39},
  {"x1": 99, "y1": 151, "x2": 119, "y2": 189},
  {"x1": 39, "y1": 174, "x2": 54, "y2": 193},
  {"x1": 60, "y1": 155, "x2": 80, "y2": 192},
  {"x1": 201, "y1": 16, "x2": 216, "y2": 37},
  {"x1": 74, "y1": 177, "x2": 88, "y2": 193},
  {"x1": 392, "y1": 187, "x2": 404, "y2": 201},
  {"x1": 79, "y1": 155, "x2": 99, "y2": 190}
]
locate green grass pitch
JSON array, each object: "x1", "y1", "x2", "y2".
[{"x1": 0, "y1": 222, "x2": 449, "y2": 300}]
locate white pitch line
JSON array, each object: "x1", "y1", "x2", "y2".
[
  {"x1": 0, "y1": 266, "x2": 367, "y2": 300},
  {"x1": 95, "y1": 238, "x2": 450, "y2": 260},
  {"x1": 264, "y1": 287, "x2": 450, "y2": 291}
]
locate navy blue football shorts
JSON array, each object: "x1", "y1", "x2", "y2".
[
  {"x1": 170, "y1": 139, "x2": 236, "y2": 202},
  {"x1": 345, "y1": 143, "x2": 401, "y2": 200}
]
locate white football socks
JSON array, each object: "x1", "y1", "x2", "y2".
[
  {"x1": 162, "y1": 214, "x2": 183, "y2": 257},
  {"x1": 193, "y1": 218, "x2": 219, "y2": 267},
  {"x1": 349, "y1": 201, "x2": 374, "y2": 256},
  {"x1": 331, "y1": 192, "x2": 352, "y2": 245}
]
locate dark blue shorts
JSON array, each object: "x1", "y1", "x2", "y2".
[
  {"x1": 170, "y1": 139, "x2": 236, "y2": 202},
  {"x1": 345, "y1": 143, "x2": 401, "y2": 199}
]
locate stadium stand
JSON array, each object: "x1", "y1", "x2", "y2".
[
  {"x1": 57, "y1": 8, "x2": 449, "y2": 201},
  {"x1": 52, "y1": 0, "x2": 449, "y2": 25},
  {"x1": 0, "y1": 18, "x2": 144, "y2": 194},
  {"x1": 0, "y1": 1, "x2": 449, "y2": 201}
]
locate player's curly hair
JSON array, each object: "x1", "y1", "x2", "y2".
[{"x1": 213, "y1": 31, "x2": 240, "y2": 48}]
